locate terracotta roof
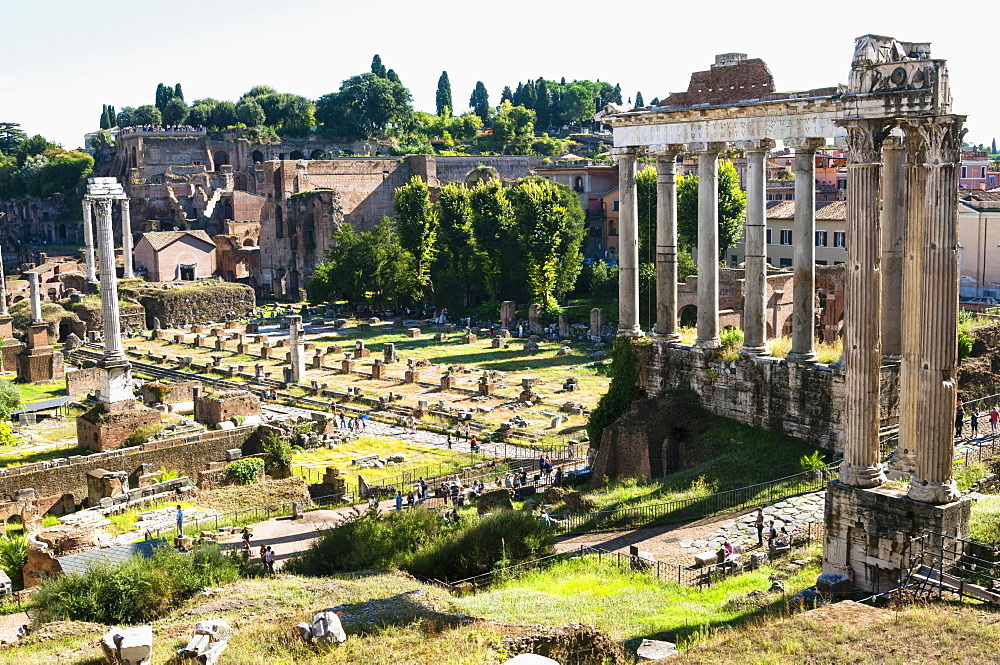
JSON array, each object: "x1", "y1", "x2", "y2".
[
  {"x1": 961, "y1": 190, "x2": 1000, "y2": 202},
  {"x1": 766, "y1": 200, "x2": 846, "y2": 220},
  {"x1": 140, "y1": 230, "x2": 215, "y2": 251}
]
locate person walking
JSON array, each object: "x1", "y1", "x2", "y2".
[
  {"x1": 991, "y1": 406, "x2": 999, "y2": 436},
  {"x1": 754, "y1": 507, "x2": 765, "y2": 547},
  {"x1": 265, "y1": 546, "x2": 275, "y2": 574},
  {"x1": 240, "y1": 526, "x2": 251, "y2": 549},
  {"x1": 175, "y1": 505, "x2": 184, "y2": 535},
  {"x1": 395, "y1": 491, "x2": 403, "y2": 511},
  {"x1": 971, "y1": 410, "x2": 980, "y2": 438}
]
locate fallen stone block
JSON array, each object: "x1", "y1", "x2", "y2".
[
  {"x1": 636, "y1": 638, "x2": 678, "y2": 660},
  {"x1": 816, "y1": 572, "x2": 853, "y2": 596},
  {"x1": 311, "y1": 610, "x2": 347, "y2": 647},
  {"x1": 693, "y1": 551, "x2": 718, "y2": 568},
  {"x1": 101, "y1": 626, "x2": 152, "y2": 665},
  {"x1": 178, "y1": 619, "x2": 234, "y2": 665}
]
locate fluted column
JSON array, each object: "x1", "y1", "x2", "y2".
[
  {"x1": 82, "y1": 199, "x2": 98, "y2": 283},
  {"x1": 891, "y1": 129, "x2": 927, "y2": 477},
  {"x1": 693, "y1": 142, "x2": 726, "y2": 349},
  {"x1": 0, "y1": 244, "x2": 9, "y2": 317},
  {"x1": 28, "y1": 272, "x2": 42, "y2": 324},
  {"x1": 652, "y1": 144, "x2": 685, "y2": 341},
  {"x1": 736, "y1": 139, "x2": 774, "y2": 356},
  {"x1": 787, "y1": 138, "x2": 825, "y2": 363},
  {"x1": 881, "y1": 136, "x2": 906, "y2": 361},
  {"x1": 907, "y1": 116, "x2": 966, "y2": 504},
  {"x1": 616, "y1": 149, "x2": 642, "y2": 337},
  {"x1": 120, "y1": 198, "x2": 135, "y2": 280},
  {"x1": 838, "y1": 119, "x2": 889, "y2": 488},
  {"x1": 94, "y1": 199, "x2": 125, "y2": 362}
]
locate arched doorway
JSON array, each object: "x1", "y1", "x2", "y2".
[
  {"x1": 289, "y1": 150, "x2": 305, "y2": 160},
  {"x1": 252, "y1": 150, "x2": 264, "y2": 163},
  {"x1": 680, "y1": 305, "x2": 698, "y2": 327},
  {"x1": 213, "y1": 151, "x2": 229, "y2": 168},
  {"x1": 310, "y1": 149, "x2": 326, "y2": 160}
]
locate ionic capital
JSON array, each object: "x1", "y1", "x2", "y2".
[
  {"x1": 836, "y1": 118, "x2": 892, "y2": 165},
  {"x1": 785, "y1": 137, "x2": 826, "y2": 153},
  {"x1": 689, "y1": 141, "x2": 727, "y2": 154},
  {"x1": 734, "y1": 138, "x2": 775, "y2": 153}
]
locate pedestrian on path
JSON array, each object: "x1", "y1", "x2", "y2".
[
  {"x1": 991, "y1": 406, "x2": 999, "y2": 435},
  {"x1": 241, "y1": 526, "x2": 251, "y2": 549},
  {"x1": 395, "y1": 491, "x2": 403, "y2": 511},
  {"x1": 265, "y1": 546, "x2": 275, "y2": 574},
  {"x1": 955, "y1": 404, "x2": 965, "y2": 439},
  {"x1": 754, "y1": 507, "x2": 765, "y2": 547},
  {"x1": 175, "y1": 505, "x2": 184, "y2": 535},
  {"x1": 971, "y1": 411, "x2": 980, "y2": 438}
]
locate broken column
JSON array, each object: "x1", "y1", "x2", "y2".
[
  {"x1": 589, "y1": 308, "x2": 605, "y2": 339},
  {"x1": 288, "y1": 315, "x2": 305, "y2": 383},
  {"x1": 81, "y1": 199, "x2": 98, "y2": 284},
  {"x1": 17, "y1": 271, "x2": 64, "y2": 383},
  {"x1": 500, "y1": 300, "x2": 516, "y2": 330},
  {"x1": 527, "y1": 303, "x2": 543, "y2": 335},
  {"x1": 383, "y1": 342, "x2": 398, "y2": 364}
]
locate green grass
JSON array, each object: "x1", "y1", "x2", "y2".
[
  {"x1": 0, "y1": 444, "x2": 84, "y2": 468},
  {"x1": 581, "y1": 412, "x2": 825, "y2": 514},
  {"x1": 455, "y1": 546, "x2": 822, "y2": 650},
  {"x1": 955, "y1": 461, "x2": 990, "y2": 491},
  {"x1": 969, "y1": 494, "x2": 1000, "y2": 545},
  {"x1": 14, "y1": 379, "x2": 66, "y2": 403}
]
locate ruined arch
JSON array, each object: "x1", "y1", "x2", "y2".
[
  {"x1": 252, "y1": 150, "x2": 264, "y2": 163},
  {"x1": 213, "y1": 151, "x2": 229, "y2": 168},
  {"x1": 781, "y1": 313, "x2": 793, "y2": 336},
  {"x1": 289, "y1": 150, "x2": 305, "y2": 160},
  {"x1": 310, "y1": 149, "x2": 326, "y2": 160},
  {"x1": 680, "y1": 305, "x2": 697, "y2": 327}
]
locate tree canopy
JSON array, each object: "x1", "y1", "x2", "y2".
[
  {"x1": 435, "y1": 71, "x2": 452, "y2": 117},
  {"x1": 316, "y1": 72, "x2": 412, "y2": 141}
]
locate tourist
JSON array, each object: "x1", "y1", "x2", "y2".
[
  {"x1": 554, "y1": 467, "x2": 563, "y2": 487},
  {"x1": 955, "y1": 404, "x2": 966, "y2": 439},
  {"x1": 368, "y1": 494, "x2": 379, "y2": 510},
  {"x1": 447, "y1": 433, "x2": 453, "y2": 449},
  {"x1": 971, "y1": 410, "x2": 980, "y2": 438},
  {"x1": 259, "y1": 545, "x2": 267, "y2": 566},
  {"x1": 418, "y1": 477, "x2": 428, "y2": 499},
  {"x1": 175, "y1": 505, "x2": 184, "y2": 535},
  {"x1": 265, "y1": 546, "x2": 275, "y2": 574},
  {"x1": 395, "y1": 491, "x2": 403, "y2": 511},
  {"x1": 241, "y1": 526, "x2": 252, "y2": 549},
  {"x1": 766, "y1": 520, "x2": 778, "y2": 550},
  {"x1": 470, "y1": 435, "x2": 478, "y2": 453},
  {"x1": 991, "y1": 406, "x2": 1000, "y2": 436},
  {"x1": 754, "y1": 507, "x2": 765, "y2": 547},
  {"x1": 717, "y1": 541, "x2": 734, "y2": 565},
  {"x1": 406, "y1": 491, "x2": 415, "y2": 509}
]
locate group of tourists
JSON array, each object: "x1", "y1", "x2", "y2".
[
  {"x1": 339, "y1": 411, "x2": 368, "y2": 432},
  {"x1": 954, "y1": 404, "x2": 1000, "y2": 439},
  {"x1": 752, "y1": 507, "x2": 791, "y2": 552}
]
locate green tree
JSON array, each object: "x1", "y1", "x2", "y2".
[
  {"x1": 161, "y1": 97, "x2": 188, "y2": 125},
  {"x1": 371, "y1": 54, "x2": 386, "y2": 78},
  {"x1": 0, "y1": 378, "x2": 21, "y2": 420},
  {"x1": 490, "y1": 100, "x2": 535, "y2": 152},
  {"x1": 235, "y1": 99, "x2": 266, "y2": 127},
  {"x1": 19, "y1": 149, "x2": 94, "y2": 198},
  {"x1": 500, "y1": 86, "x2": 513, "y2": 103},
  {"x1": 116, "y1": 106, "x2": 137, "y2": 128},
  {"x1": 436, "y1": 71, "x2": 452, "y2": 117},
  {"x1": 316, "y1": 73, "x2": 413, "y2": 140},
  {"x1": 508, "y1": 179, "x2": 570, "y2": 307},
  {"x1": 174, "y1": 82, "x2": 184, "y2": 101},
  {"x1": 519, "y1": 176, "x2": 585, "y2": 300},
  {"x1": 209, "y1": 101, "x2": 238, "y2": 129},
  {"x1": 677, "y1": 160, "x2": 746, "y2": 257},
  {"x1": 610, "y1": 83, "x2": 623, "y2": 104},
  {"x1": 100, "y1": 105, "x2": 111, "y2": 130},
  {"x1": 14, "y1": 134, "x2": 57, "y2": 166},
  {"x1": 534, "y1": 78, "x2": 551, "y2": 129},
  {"x1": 561, "y1": 83, "x2": 594, "y2": 125},
  {"x1": 0, "y1": 123, "x2": 26, "y2": 155},
  {"x1": 133, "y1": 105, "x2": 162, "y2": 126},
  {"x1": 393, "y1": 176, "x2": 437, "y2": 299},
  {"x1": 436, "y1": 183, "x2": 476, "y2": 304},
  {"x1": 636, "y1": 166, "x2": 657, "y2": 262},
  {"x1": 469, "y1": 178, "x2": 514, "y2": 300},
  {"x1": 470, "y1": 81, "x2": 490, "y2": 122},
  {"x1": 635, "y1": 91, "x2": 644, "y2": 108}
]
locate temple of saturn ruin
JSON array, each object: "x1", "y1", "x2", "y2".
[{"x1": 596, "y1": 35, "x2": 970, "y2": 592}]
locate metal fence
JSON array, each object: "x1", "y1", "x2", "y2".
[{"x1": 550, "y1": 464, "x2": 837, "y2": 534}]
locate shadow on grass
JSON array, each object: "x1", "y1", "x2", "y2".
[{"x1": 0, "y1": 445, "x2": 86, "y2": 468}]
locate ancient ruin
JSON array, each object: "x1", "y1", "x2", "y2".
[
  {"x1": 597, "y1": 35, "x2": 969, "y2": 591},
  {"x1": 16, "y1": 270, "x2": 64, "y2": 383}
]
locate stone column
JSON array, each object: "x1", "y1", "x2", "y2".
[
  {"x1": 120, "y1": 198, "x2": 135, "y2": 280},
  {"x1": 94, "y1": 196, "x2": 134, "y2": 405},
  {"x1": 907, "y1": 116, "x2": 966, "y2": 504},
  {"x1": 82, "y1": 199, "x2": 98, "y2": 283},
  {"x1": 786, "y1": 138, "x2": 825, "y2": 363},
  {"x1": 616, "y1": 149, "x2": 642, "y2": 337},
  {"x1": 652, "y1": 145, "x2": 684, "y2": 341},
  {"x1": 737, "y1": 139, "x2": 774, "y2": 356},
  {"x1": 881, "y1": 136, "x2": 906, "y2": 361},
  {"x1": 0, "y1": 244, "x2": 9, "y2": 317},
  {"x1": 692, "y1": 142, "x2": 725, "y2": 349},
  {"x1": 288, "y1": 314, "x2": 305, "y2": 383},
  {"x1": 28, "y1": 272, "x2": 43, "y2": 324},
  {"x1": 838, "y1": 119, "x2": 889, "y2": 488}
]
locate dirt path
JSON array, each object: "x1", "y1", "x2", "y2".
[{"x1": 0, "y1": 612, "x2": 31, "y2": 645}]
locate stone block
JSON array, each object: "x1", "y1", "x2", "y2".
[
  {"x1": 461, "y1": 333, "x2": 477, "y2": 344},
  {"x1": 310, "y1": 610, "x2": 347, "y2": 647},
  {"x1": 694, "y1": 551, "x2": 718, "y2": 568},
  {"x1": 100, "y1": 625, "x2": 152, "y2": 665},
  {"x1": 816, "y1": 573, "x2": 853, "y2": 596},
  {"x1": 407, "y1": 328, "x2": 421, "y2": 338},
  {"x1": 636, "y1": 639, "x2": 678, "y2": 661}
]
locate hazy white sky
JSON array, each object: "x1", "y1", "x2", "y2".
[{"x1": 2, "y1": 1, "x2": 996, "y2": 149}]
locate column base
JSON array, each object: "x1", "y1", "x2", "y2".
[
  {"x1": 885, "y1": 448, "x2": 916, "y2": 479},
  {"x1": 908, "y1": 475, "x2": 961, "y2": 504},
  {"x1": 693, "y1": 337, "x2": 720, "y2": 350},
  {"x1": 786, "y1": 350, "x2": 819, "y2": 364},
  {"x1": 617, "y1": 326, "x2": 645, "y2": 339},
  {"x1": 652, "y1": 332, "x2": 681, "y2": 344},
  {"x1": 739, "y1": 344, "x2": 769, "y2": 358},
  {"x1": 837, "y1": 462, "x2": 886, "y2": 488}
]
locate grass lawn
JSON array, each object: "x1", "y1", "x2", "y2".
[
  {"x1": 14, "y1": 379, "x2": 66, "y2": 403},
  {"x1": 454, "y1": 546, "x2": 822, "y2": 650},
  {"x1": 579, "y1": 410, "x2": 826, "y2": 514},
  {"x1": 969, "y1": 493, "x2": 1000, "y2": 545},
  {"x1": 292, "y1": 436, "x2": 488, "y2": 484},
  {"x1": 0, "y1": 443, "x2": 84, "y2": 468}
]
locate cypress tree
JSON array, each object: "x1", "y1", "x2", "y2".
[
  {"x1": 109, "y1": 106, "x2": 116, "y2": 127},
  {"x1": 436, "y1": 71, "x2": 453, "y2": 116},
  {"x1": 371, "y1": 54, "x2": 386, "y2": 78},
  {"x1": 534, "y1": 78, "x2": 550, "y2": 129},
  {"x1": 635, "y1": 91, "x2": 644, "y2": 108},
  {"x1": 174, "y1": 83, "x2": 184, "y2": 101},
  {"x1": 100, "y1": 105, "x2": 110, "y2": 129},
  {"x1": 470, "y1": 82, "x2": 490, "y2": 122},
  {"x1": 501, "y1": 86, "x2": 513, "y2": 103},
  {"x1": 155, "y1": 83, "x2": 165, "y2": 110},
  {"x1": 612, "y1": 83, "x2": 622, "y2": 104}
]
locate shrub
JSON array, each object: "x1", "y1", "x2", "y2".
[
  {"x1": 32, "y1": 544, "x2": 239, "y2": 624},
  {"x1": 720, "y1": 327, "x2": 744, "y2": 353},
  {"x1": 587, "y1": 337, "x2": 645, "y2": 448},
  {"x1": 0, "y1": 535, "x2": 27, "y2": 590},
  {"x1": 123, "y1": 422, "x2": 165, "y2": 447},
  {"x1": 959, "y1": 330, "x2": 974, "y2": 360},
  {"x1": 226, "y1": 458, "x2": 264, "y2": 485},
  {"x1": 151, "y1": 467, "x2": 181, "y2": 483},
  {"x1": 798, "y1": 450, "x2": 826, "y2": 471},
  {"x1": 262, "y1": 430, "x2": 292, "y2": 472}
]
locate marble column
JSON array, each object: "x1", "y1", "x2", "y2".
[
  {"x1": 0, "y1": 244, "x2": 9, "y2": 317},
  {"x1": 838, "y1": 119, "x2": 889, "y2": 488},
  {"x1": 82, "y1": 199, "x2": 97, "y2": 283},
  {"x1": 94, "y1": 196, "x2": 135, "y2": 405},
  {"x1": 881, "y1": 136, "x2": 906, "y2": 361},
  {"x1": 617, "y1": 150, "x2": 642, "y2": 337},
  {"x1": 652, "y1": 145, "x2": 684, "y2": 341},
  {"x1": 907, "y1": 116, "x2": 966, "y2": 504},
  {"x1": 693, "y1": 142, "x2": 726, "y2": 349},
  {"x1": 28, "y1": 272, "x2": 42, "y2": 324},
  {"x1": 288, "y1": 314, "x2": 305, "y2": 382},
  {"x1": 787, "y1": 138, "x2": 825, "y2": 363},
  {"x1": 891, "y1": 129, "x2": 927, "y2": 477},
  {"x1": 120, "y1": 198, "x2": 135, "y2": 279},
  {"x1": 737, "y1": 139, "x2": 774, "y2": 356}
]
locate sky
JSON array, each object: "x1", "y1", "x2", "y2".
[{"x1": 2, "y1": 0, "x2": 997, "y2": 150}]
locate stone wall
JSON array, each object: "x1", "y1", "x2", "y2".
[
  {"x1": 123, "y1": 282, "x2": 255, "y2": 328},
  {"x1": 139, "y1": 380, "x2": 201, "y2": 405},
  {"x1": 66, "y1": 366, "x2": 100, "y2": 395},
  {"x1": 0, "y1": 426, "x2": 257, "y2": 503},
  {"x1": 194, "y1": 390, "x2": 261, "y2": 427},
  {"x1": 639, "y1": 342, "x2": 900, "y2": 452}
]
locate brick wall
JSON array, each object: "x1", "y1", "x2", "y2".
[{"x1": 66, "y1": 367, "x2": 100, "y2": 395}]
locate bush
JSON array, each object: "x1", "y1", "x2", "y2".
[
  {"x1": 261, "y1": 431, "x2": 292, "y2": 472},
  {"x1": 226, "y1": 458, "x2": 264, "y2": 485},
  {"x1": 587, "y1": 338, "x2": 645, "y2": 448},
  {"x1": 123, "y1": 422, "x2": 165, "y2": 447},
  {"x1": 32, "y1": 544, "x2": 239, "y2": 624},
  {"x1": 959, "y1": 330, "x2": 974, "y2": 360},
  {"x1": 798, "y1": 450, "x2": 826, "y2": 471},
  {"x1": 476, "y1": 300, "x2": 502, "y2": 323},
  {"x1": 0, "y1": 535, "x2": 27, "y2": 590},
  {"x1": 719, "y1": 327, "x2": 744, "y2": 353}
]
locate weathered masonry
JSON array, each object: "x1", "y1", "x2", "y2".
[{"x1": 598, "y1": 35, "x2": 969, "y2": 592}]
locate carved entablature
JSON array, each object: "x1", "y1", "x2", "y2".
[{"x1": 847, "y1": 60, "x2": 941, "y2": 96}]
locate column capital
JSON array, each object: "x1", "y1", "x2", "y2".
[
  {"x1": 734, "y1": 138, "x2": 775, "y2": 153},
  {"x1": 836, "y1": 118, "x2": 892, "y2": 165},
  {"x1": 649, "y1": 143, "x2": 687, "y2": 157},
  {"x1": 689, "y1": 141, "x2": 727, "y2": 154},
  {"x1": 606, "y1": 146, "x2": 643, "y2": 158},
  {"x1": 93, "y1": 198, "x2": 113, "y2": 217},
  {"x1": 785, "y1": 137, "x2": 826, "y2": 152},
  {"x1": 902, "y1": 115, "x2": 967, "y2": 166},
  {"x1": 119, "y1": 197, "x2": 130, "y2": 212},
  {"x1": 882, "y1": 134, "x2": 905, "y2": 151}
]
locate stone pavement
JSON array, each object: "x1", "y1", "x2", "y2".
[{"x1": 680, "y1": 491, "x2": 826, "y2": 552}]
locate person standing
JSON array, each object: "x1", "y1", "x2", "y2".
[
  {"x1": 265, "y1": 546, "x2": 275, "y2": 574},
  {"x1": 971, "y1": 410, "x2": 980, "y2": 438},
  {"x1": 395, "y1": 491, "x2": 403, "y2": 511},
  {"x1": 955, "y1": 403, "x2": 966, "y2": 439},
  {"x1": 754, "y1": 507, "x2": 765, "y2": 547},
  {"x1": 175, "y1": 505, "x2": 184, "y2": 535},
  {"x1": 990, "y1": 406, "x2": 999, "y2": 436}
]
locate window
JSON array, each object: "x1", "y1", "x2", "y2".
[
  {"x1": 990, "y1": 175, "x2": 997, "y2": 186},
  {"x1": 834, "y1": 231, "x2": 845, "y2": 248},
  {"x1": 962, "y1": 166, "x2": 967, "y2": 178},
  {"x1": 730, "y1": 254, "x2": 738, "y2": 267},
  {"x1": 816, "y1": 231, "x2": 828, "y2": 247},
  {"x1": 780, "y1": 229, "x2": 792, "y2": 245},
  {"x1": 834, "y1": 260, "x2": 845, "y2": 265},
  {"x1": 837, "y1": 179, "x2": 847, "y2": 190},
  {"x1": 612, "y1": 199, "x2": 620, "y2": 211},
  {"x1": 779, "y1": 258, "x2": 793, "y2": 268},
  {"x1": 816, "y1": 260, "x2": 828, "y2": 265},
  {"x1": 766, "y1": 228, "x2": 772, "y2": 245},
  {"x1": 982, "y1": 166, "x2": 987, "y2": 178}
]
